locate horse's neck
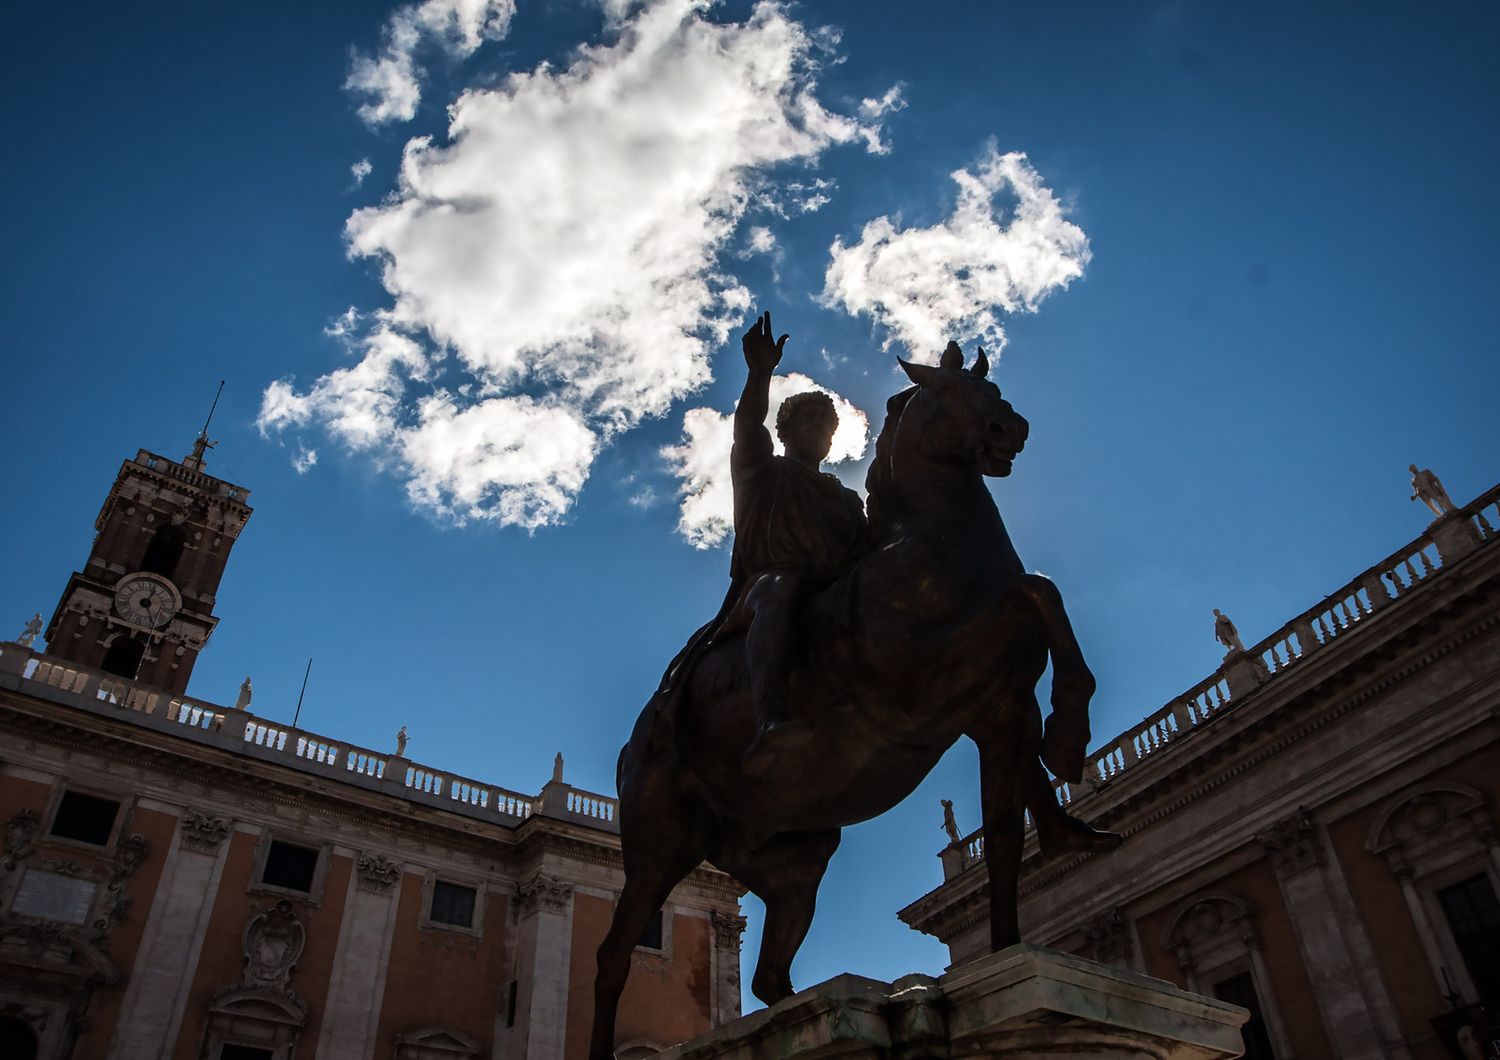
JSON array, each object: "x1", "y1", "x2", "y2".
[{"x1": 884, "y1": 460, "x2": 1022, "y2": 586}]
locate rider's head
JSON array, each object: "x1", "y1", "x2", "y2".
[{"x1": 777, "y1": 391, "x2": 838, "y2": 465}]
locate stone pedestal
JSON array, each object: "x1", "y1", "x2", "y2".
[{"x1": 656, "y1": 945, "x2": 1247, "y2": 1060}]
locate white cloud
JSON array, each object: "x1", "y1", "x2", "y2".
[
  {"x1": 292, "y1": 446, "x2": 319, "y2": 474},
  {"x1": 821, "y1": 144, "x2": 1090, "y2": 360},
  {"x1": 663, "y1": 372, "x2": 869, "y2": 549},
  {"x1": 746, "y1": 226, "x2": 776, "y2": 256},
  {"x1": 399, "y1": 394, "x2": 598, "y2": 528},
  {"x1": 266, "y1": 0, "x2": 893, "y2": 529},
  {"x1": 350, "y1": 158, "x2": 373, "y2": 187},
  {"x1": 346, "y1": 0, "x2": 516, "y2": 126}
]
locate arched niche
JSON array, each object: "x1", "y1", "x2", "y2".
[{"x1": 140, "y1": 523, "x2": 188, "y2": 580}]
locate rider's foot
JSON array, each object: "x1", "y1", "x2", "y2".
[
  {"x1": 1035, "y1": 811, "x2": 1123, "y2": 858},
  {"x1": 743, "y1": 719, "x2": 816, "y2": 777}
]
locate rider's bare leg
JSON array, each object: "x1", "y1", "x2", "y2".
[{"x1": 743, "y1": 573, "x2": 813, "y2": 774}]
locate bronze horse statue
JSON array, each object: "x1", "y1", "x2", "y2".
[{"x1": 589, "y1": 348, "x2": 1105, "y2": 1060}]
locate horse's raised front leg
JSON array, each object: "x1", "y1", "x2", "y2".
[
  {"x1": 1012, "y1": 573, "x2": 1095, "y2": 783},
  {"x1": 975, "y1": 729, "x2": 1029, "y2": 950}
]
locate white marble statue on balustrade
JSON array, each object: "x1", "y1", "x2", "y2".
[
  {"x1": 233, "y1": 677, "x2": 253, "y2": 711},
  {"x1": 1409, "y1": 463, "x2": 1456, "y2": 519},
  {"x1": 941, "y1": 799, "x2": 963, "y2": 846},
  {"x1": 1213, "y1": 608, "x2": 1246, "y2": 655},
  {"x1": 396, "y1": 725, "x2": 409, "y2": 756},
  {"x1": 16, "y1": 612, "x2": 42, "y2": 649}
]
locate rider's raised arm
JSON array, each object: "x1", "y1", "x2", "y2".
[{"x1": 733, "y1": 311, "x2": 786, "y2": 470}]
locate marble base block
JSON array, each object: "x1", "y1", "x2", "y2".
[{"x1": 656, "y1": 944, "x2": 1247, "y2": 1060}]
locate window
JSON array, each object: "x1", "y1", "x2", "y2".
[
  {"x1": 260, "y1": 840, "x2": 319, "y2": 893},
  {"x1": 1438, "y1": 874, "x2": 1500, "y2": 1006},
  {"x1": 218, "y1": 1047, "x2": 273, "y2": 1060},
  {"x1": 100, "y1": 635, "x2": 145, "y2": 680},
  {"x1": 505, "y1": 982, "x2": 518, "y2": 1028},
  {"x1": 430, "y1": 880, "x2": 477, "y2": 929},
  {"x1": 1213, "y1": 972, "x2": 1277, "y2": 1060},
  {"x1": 0, "y1": 1016, "x2": 38, "y2": 1060},
  {"x1": 140, "y1": 524, "x2": 187, "y2": 580},
  {"x1": 50, "y1": 790, "x2": 120, "y2": 846},
  {"x1": 637, "y1": 909, "x2": 664, "y2": 951}
]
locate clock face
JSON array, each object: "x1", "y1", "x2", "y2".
[{"x1": 114, "y1": 574, "x2": 179, "y2": 629}]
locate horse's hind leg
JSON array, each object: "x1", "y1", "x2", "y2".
[
  {"x1": 589, "y1": 776, "x2": 703, "y2": 1060},
  {"x1": 973, "y1": 723, "x2": 1031, "y2": 950},
  {"x1": 723, "y1": 829, "x2": 841, "y2": 1006}
]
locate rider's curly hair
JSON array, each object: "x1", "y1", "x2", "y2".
[{"x1": 775, "y1": 390, "x2": 837, "y2": 444}]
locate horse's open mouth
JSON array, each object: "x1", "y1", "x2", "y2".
[{"x1": 981, "y1": 445, "x2": 1019, "y2": 475}]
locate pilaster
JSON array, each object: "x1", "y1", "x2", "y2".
[
  {"x1": 106, "y1": 808, "x2": 233, "y2": 1060},
  {"x1": 314, "y1": 854, "x2": 405, "y2": 1058},
  {"x1": 710, "y1": 910, "x2": 747, "y2": 1026},
  {"x1": 514, "y1": 872, "x2": 575, "y2": 1060},
  {"x1": 1256, "y1": 809, "x2": 1393, "y2": 1059}
]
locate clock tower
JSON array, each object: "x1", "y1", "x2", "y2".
[{"x1": 43, "y1": 434, "x2": 252, "y2": 695}]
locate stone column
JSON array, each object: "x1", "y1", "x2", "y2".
[
  {"x1": 710, "y1": 910, "x2": 747, "y2": 1026},
  {"x1": 314, "y1": 853, "x2": 405, "y2": 1058},
  {"x1": 107, "y1": 809, "x2": 233, "y2": 1060},
  {"x1": 1256, "y1": 809, "x2": 1397, "y2": 1060},
  {"x1": 513, "y1": 873, "x2": 575, "y2": 1060}
]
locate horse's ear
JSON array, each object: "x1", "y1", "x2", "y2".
[
  {"x1": 970, "y1": 346, "x2": 989, "y2": 378},
  {"x1": 898, "y1": 358, "x2": 943, "y2": 387}
]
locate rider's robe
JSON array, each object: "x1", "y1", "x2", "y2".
[{"x1": 643, "y1": 451, "x2": 868, "y2": 753}]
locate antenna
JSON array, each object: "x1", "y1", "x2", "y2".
[
  {"x1": 292, "y1": 658, "x2": 313, "y2": 729},
  {"x1": 186, "y1": 380, "x2": 225, "y2": 469},
  {"x1": 199, "y1": 379, "x2": 226, "y2": 443}
]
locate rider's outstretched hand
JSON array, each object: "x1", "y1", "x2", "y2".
[{"x1": 742, "y1": 311, "x2": 788, "y2": 374}]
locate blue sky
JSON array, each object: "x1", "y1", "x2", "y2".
[{"x1": 3, "y1": 0, "x2": 1496, "y2": 1009}]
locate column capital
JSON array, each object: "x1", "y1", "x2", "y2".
[{"x1": 1257, "y1": 807, "x2": 1322, "y2": 877}]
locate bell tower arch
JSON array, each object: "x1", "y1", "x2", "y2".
[{"x1": 42, "y1": 433, "x2": 252, "y2": 695}]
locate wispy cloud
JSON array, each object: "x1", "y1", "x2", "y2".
[
  {"x1": 663, "y1": 372, "x2": 869, "y2": 549},
  {"x1": 821, "y1": 144, "x2": 1089, "y2": 359},
  {"x1": 292, "y1": 446, "x2": 319, "y2": 474},
  {"x1": 345, "y1": 0, "x2": 516, "y2": 126},
  {"x1": 264, "y1": 0, "x2": 894, "y2": 529},
  {"x1": 350, "y1": 158, "x2": 373, "y2": 188}
]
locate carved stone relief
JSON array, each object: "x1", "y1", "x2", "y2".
[
  {"x1": 242, "y1": 901, "x2": 307, "y2": 991},
  {"x1": 710, "y1": 910, "x2": 747, "y2": 950},
  {"x1": 1256, "y1": 806, "x2": 1322, "y2": 877},
  {"x1": 1082, "y1": 907, "x2": 1133, "y2": 966},
  {"x1": 180, "y1": 810, "x2": 233, "y2": 854},
  {"x1": 356, "y1": 853, "x2": 402, "y2": 894},
  {"x1": 516, "y1": 873, "x2": 572, "y2": 917},
  {"x1": 4, "y1": 809, "x2": 38, "y2": 870}
]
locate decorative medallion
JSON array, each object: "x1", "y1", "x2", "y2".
[{"x1": 243, "y1": 901, "x2": 306, "y2": 990}]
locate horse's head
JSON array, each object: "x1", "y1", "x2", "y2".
[{"x1": 896, "y1": 341, "x2": 1028, "y2": 477}]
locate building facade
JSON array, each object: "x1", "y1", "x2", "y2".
[
  {"x1": 900, "y1": 483, "x2": 1500, "y2": 1059},
  {"x1": 0, "y1": 444, "x2": 743, "y2": 1060}
]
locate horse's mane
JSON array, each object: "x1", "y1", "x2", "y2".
[{"x1": 864, "y1": 385, "x2": 917, "y2": 541}]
